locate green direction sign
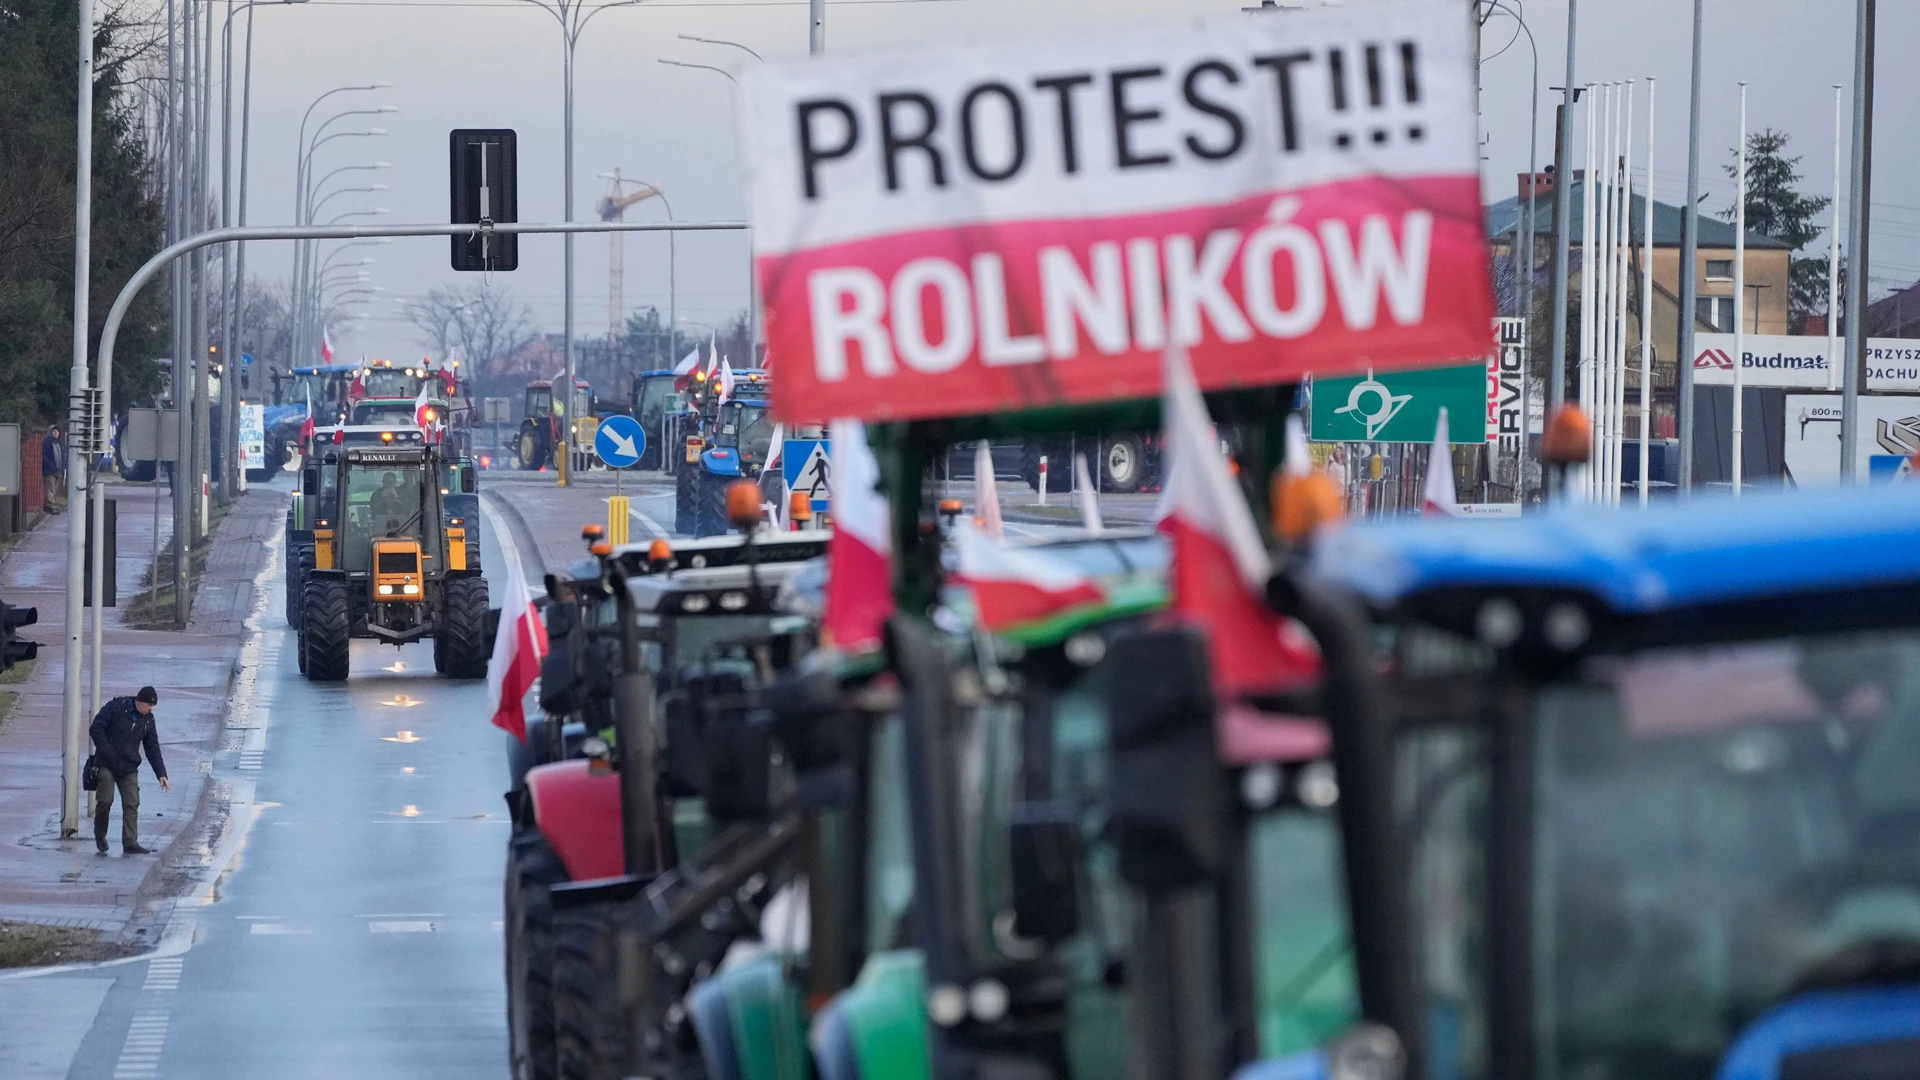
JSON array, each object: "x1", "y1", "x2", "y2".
[{"x1": 1310, "y1": 363, "x2": 1488, "y2": 443}]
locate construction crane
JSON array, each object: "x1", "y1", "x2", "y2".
[{"x1": 596, "y1": 169, "x2": 666, "y2": 343}]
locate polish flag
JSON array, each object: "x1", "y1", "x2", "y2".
[
  {"x1": 973, "y1": 442, "x2": 1003, "y2": 541},
  {"x1": 486, "y1": 553, "x2": 547, "y2": 742},
  {"x1": 951, "y1": 524, "x2": 1104, "y2": 631},
  {"x1": 347, "y1": 367, "x2": 366, "y2": 402},
  {"x1": 1073, "y1": 453, "x2": 1103, "y2": 533},
  {"x1": 765, "y1": 423, "x2": 789, "y2": 527},
  {"x1": 1159, "y1": 345, "x2": 1319, "y2": 697},
  {"x1": 412, "y1": 378, "x2": 438, "y2": 436},
  {"x1": 1423, "y1": 407, "x2": 1458, "y2": 517},
  {"x1": 718, "y1": 360, "x2": 737, "y2": 404},
  {"x1": 320, "y1": 329, "x2": 334, "y2": 365},
  {"x1": 299, "y1": 389, "x2": 315, "y2": 451},
  {"x1": 822, "y1": 419, "x2": 892, "y2": 652}
]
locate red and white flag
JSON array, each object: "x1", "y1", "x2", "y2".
[
  {"x1": 320, "y1": 329, "x2": 335, "y2": 365},
  {"x1": 487, "y1": 555, "x2": 547, "y2": 742},
  {"x1": 974, "y1": 442, "x2": 1003, "y2": 541},
  {"x1": 1073, "y1": 453, "x2": 1103, "y2": 533},
  {"x1": 951, "y1": 524, "x2": 1104, "y2": 631},
  {"x1": 822, "y1": 419, "x2": 893, "y2": 651},
  {"x1": 347, "y1": 366, "x2": 366, "y2": 402},
  {"x1": 299, "y1": 389, "x2": 316, "y2": 451},
  {"x1": 1159, "y1": 346, "x2": 1319, "y2": 697},
  {"x1": 412, "y1": 378, "x2": 438, "y2": 437},
  {"x1": 1422, "y1": 407, "x2": 1457, "y2": 517},
  {"x1": 718, "y1": 360, "x2": 737, "y2": 403}
]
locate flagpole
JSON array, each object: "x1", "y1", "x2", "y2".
[
  {"x1": 1613, "y1": 81, "x2": 1634, "y2": 505},
  {"x1": 1640, "y1": 77, "x2": 1656, "y2": 506},
  {"x1": 1732, "y1": 82, "x2": 1747, "y2": 497},
  {"x1": 1577, "y1": 83, "x2": 1596, "y2": 501},
  {"x1": 1828, "y1": 82, "x2": 1843, "y2": 392}
]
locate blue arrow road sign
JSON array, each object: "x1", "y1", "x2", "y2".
[
  {"x1": 241, "y1": 352, "x2": 255, "y2": 369},
  {"x1": 594, "y1": 414, "x2": 646, "y2": 468}
]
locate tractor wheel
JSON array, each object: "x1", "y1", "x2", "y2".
[
  {"x1": 433, "y1": 626, "x2": 449, "y2": 675},
  {"x1": 302, "y1": 575, "x2": 351, "y2": 682},
  {"x1": 552, "y1": 899, "x2": 636, "y2": 1080},
  {"x1": 507, "y1": 828, "x2": 569, "y2": 1080},
  {"x1": 675, "y1": 460, "x2": 698, "y2": 535},
  {"x1": 440, "y1": 575, "x2": 490, "y2": 679},
  {"x1": 694, "y1": 471, "x2": 729, "y2": 538},
  {"x1": 520, "y1": 423, "x2": 549, "y2": 471},
  {"x1": 1100, "y1": 435, "x2": 1147, "y2": 494},
  {"x1": 284, "y1": 543, "x2": 313, "y2": 628}
]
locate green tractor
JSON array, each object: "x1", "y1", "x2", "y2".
[{"x1": 297, "y1": 438, "x2": 487, "y2": 681}]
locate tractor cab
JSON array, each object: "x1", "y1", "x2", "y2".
[
  {"x1": 631, "y1": 368, "x2": 679, "y2": 470},
  {"x1": 360, "y1": 361, "x2": 430, "y2": 401}
]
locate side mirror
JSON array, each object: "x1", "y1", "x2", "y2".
[
  {"x1": 1007, "y1": 801, "x2": 1083, "y2": 946},
  {"x1": 460, "y1": 468, "x2": 476, "y2": 494},
  {"x1": 301, "y1": 468, "x2": 318, "y2": 497}
]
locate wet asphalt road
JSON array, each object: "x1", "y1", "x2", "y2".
[{"x1": 26, "y1": 513, "x2": 519, "y2": 1080}]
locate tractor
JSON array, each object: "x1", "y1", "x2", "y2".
[
  {"x1": 673, "y1": 371, "x2": 776, "y2": 538},
  {"x1": 503, "y1": 518, "x2": 834, "y2": 1080},
  {"x1": 296, "y1": 437, "x2": 487, "y2": 681},
  {"x1": 518, "y1": 378, "x2": 598, "y2": 472},
  {"x1": 629, "y1": 367, "x2": 679, "y2": 472}
]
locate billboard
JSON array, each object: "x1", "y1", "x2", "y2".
[
  {"x1": 744, "y1": 0, "x2": 1494, "y2": 422},
  {"x1": 1782, "y1": 393, "x2": 1920, "y2": 486},
  {"x1": 1694, "y1": 333, "x2": 1920, "y2": 391}
]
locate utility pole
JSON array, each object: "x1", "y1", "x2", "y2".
[
  {"x1": 1548, "y1": 0, "x2": 1577, "y2": 428},
  {"x1": 61, "y1": 0, "x2": 97, "y2": 838},
  {"x1": 810, "y1": 0, "x2": 824, "y2": 54},
  {"x1": 1676, "y1": 0, "x2": 1704, "y2": 493},
  {"x1": 1841, "y1": 0, "x2": 1875, "y2": 483}
]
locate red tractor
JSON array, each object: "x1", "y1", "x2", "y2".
[{"x1": 516, "y1": 378, "x2": 591, "y2": 471}]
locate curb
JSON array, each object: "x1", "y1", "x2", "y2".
[{"x1": 481, "y1": 488, "x2": 550, "y2": 579}]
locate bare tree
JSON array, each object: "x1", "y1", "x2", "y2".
[{"x1": 402, "y1": 283, "x2": 536, "y2": 377}]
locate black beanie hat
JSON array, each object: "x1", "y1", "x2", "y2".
[{"x1": 136, "y1": 686, "x2": 158, "y2": 705}]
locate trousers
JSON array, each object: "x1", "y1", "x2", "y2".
[{"x1": 93, "y1": 770, "x2": 141, "y2": 848}]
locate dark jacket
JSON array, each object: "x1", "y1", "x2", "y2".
[
  {"x1": 41, "y1": 434, "x2": 61, "y2": 477},
  {"x1": 89, "y1": 696, "x2": 166, "y2": 780}
]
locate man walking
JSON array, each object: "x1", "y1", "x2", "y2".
[
  {"x1": 89, "y1": 686, "x2": 169, "y2": 855},
  {"x1": 41, "y1": 424, "x2": 63, "y2": 514}
]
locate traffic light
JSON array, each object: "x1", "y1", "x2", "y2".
[{"x1": 0, "y1": 601, "x2": 38, "y2": 671}]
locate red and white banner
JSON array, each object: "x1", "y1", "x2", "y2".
[
  {"x1": 822, "y1": 419, "x2": 894, "y2": 651},
  {"x1": 743, "y1": 0, "x2": 1492, "y2": 423},
  {"x1": 951, "y1": 524, "x2": 1105, "y2": 631}
]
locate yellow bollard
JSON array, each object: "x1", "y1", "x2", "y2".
[{"x1": 608, "y1": 495, "x2": 630, "y2": 547}]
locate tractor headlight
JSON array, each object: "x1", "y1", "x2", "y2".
[
  {"x1": 717, "y1": 591, "x2": 748, "y2": 612},
  {"x1": 402, "y1": 584, "x2": 419, "y2": 595},
  {"x1": 378, "y1": 585, "x2": 395, "y2": 595},
  {"x1": 679, "y1": 594, "x2": 710, "y2": 613}
]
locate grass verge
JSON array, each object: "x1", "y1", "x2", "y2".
[
  {"x1": 0, "y1": 920, "x2": 142, "y2": 968},
  {"x1": 123, "y1": 499, "x2": 236, "y2": 629}
]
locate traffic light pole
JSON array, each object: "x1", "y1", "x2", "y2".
[{"x1": 60, "y1": 215, "x2": 747, "y2": 837}]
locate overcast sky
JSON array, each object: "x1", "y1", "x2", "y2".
[{"x1": 217, "y1": 0, "x2": 1916, "y2": 360}]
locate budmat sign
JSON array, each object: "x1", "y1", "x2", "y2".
[{"x1": 744, "y1": 0, "x2": 1493, "y2": 422}]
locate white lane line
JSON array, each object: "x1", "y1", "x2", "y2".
[
  {"x1": 247, "y1": 923, "x2": 312, "y2": 935},
  {"x1": 601, "y1": 496, "x2": 669, "y2": 539},
  {"x1": 479, "y1": 496, "x2": 537, "y2": 584},
  {"x1": 368, "y1": 920, "x2": 437, "y2": 934}
]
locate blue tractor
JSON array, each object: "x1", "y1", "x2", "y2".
[
  {"x1": 672, "y1": 370, "x2": 776, "y2": 538},
  {"x1": 1195, "y1": 483, "x2": 1920, "y2": 1080}
]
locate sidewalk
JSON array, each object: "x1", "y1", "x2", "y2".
[
  {"x1": 482, "y1": 469, "x2": 674, "y2": 576},
  {"x1": 0, "y1": 484, "x2": 286, "y2": 939}
]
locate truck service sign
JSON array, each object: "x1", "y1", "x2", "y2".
[{"x1": 743, "y1": 1, "x2": 1493, "y2": 422}]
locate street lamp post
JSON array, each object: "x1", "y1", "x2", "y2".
[
  {"x1": 597, "y1": 173, "x2": 676, "y2": 362},
  {"x1": 290, "y1": 84, "x2": 391, "y2": 362},
  {"x1": 306, "y1": 208, "x2": 389, "y2": 356},
  {"x1": 657, "y1": 56, "x2": 760, "y2": 364},
  {"x1": 293, "y1": 129, "x2": 389, "y2": 364},
  {"x1": 514, "y1": 0, "x2": 649, "y2": 486}
]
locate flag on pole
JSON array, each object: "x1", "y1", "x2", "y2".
[
  {"x1": 951, "y1": 524, "x2": 1105, "y2": 631},
  {"x1": 299, "y1": 389, "x2": 315, "y2": 450},
  {"x1": 1422, "y1": 407, "x2": 1458, "y2": 517},
  {"x1": 412, "y1": 378, "x2": 439, "y2": 439},
  {"x1": 974, "y1": 442, "x2": 1003, "y2": 541},
  {"x1": 765, "y1": 423, "x2": 788, "y2": 527},
  {"x1": 1159, "y1": 345, "x2": 1319, "y2": 697},
  {"x1": 1073, "y1": 453, "x2": 1103, "y2": 533},
  {"x1": 823, "y1": 419, "x2": 893, "y2": 652},
  {"x1": 718, "y1": 360, "x2": 736, "y2": 403},
  {"x1": 320, "y1": 329, "x2": 335, "y2": 365},
  {"x1": 673, "y1": 348, "x2": 701, "y2": 377},
  {"x1": 487, "y1": 554, "x2": 547, "y2": 742}
]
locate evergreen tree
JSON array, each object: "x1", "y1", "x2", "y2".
[
  {"x1": 1722, "y1": 128, "x2": 1833, "y2": 330},
  {"x1": 0, "y1": 0, "x2": 167, "y2": 424}
]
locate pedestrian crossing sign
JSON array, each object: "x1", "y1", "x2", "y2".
[{"x1": 783, "y1": 439, "x2": 832, "y2": 515}]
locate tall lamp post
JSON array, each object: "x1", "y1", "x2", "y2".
[
  {"x1": 658, "y1": 53, "x2": 761, "y2": 363},
  {"x1": 293, "y1": 127, "x2": 389, "y2": 363},
  {"x1": 597, "y1": 172, "x2": 676, "y2": 360},
  {"x1": 513, "y1": 0, "x2": 649, "y2": 486},
  {"x1": 289, "y1": 84, "x2": 391, "y2": 360}
]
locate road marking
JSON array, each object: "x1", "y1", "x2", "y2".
[
  {"x1": 113, "y1": 957, "x2": 183, "y2": 1078},
  {"x1": 603, "y1": 496, "x2": 669, "y2": 539},
  {"x1": 368, "y1": 920, "x2": 437, "y2": 933},
  {"x1": 479, "y1": 495, "x2": 538, "y2": 582},
  {"x1": 381, "y1": 730, "x2": 422, "y2": 743},
  {"x1": 379, "y1": 694, "x2": 424, "y2": 707},
  {"x1": 247, "y1": 923, "x2": 312, "y2": 935},
  {"x1": 355, "y1": 912, "x2": 445, "y2": 918}
]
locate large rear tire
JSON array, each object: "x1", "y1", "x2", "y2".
[
  {"x1": 675, "y1": 459, "x2": 698, "y2": 535},
  {"x1": 285, "y1": 543, "x2": 313, "y2": 628},
  {"x1": 302, "y1": 576, "x2": 351, "y2": 682},
  {"x1": 520, "y1": 423, "x2": 550, "y2": 471},
  {"x1": 440, "y1": 575, "x2": 490, "y2": 679},
  {"x1": 552, "y1": 900, "x2": 636, "y2": 1080},
  {"x1": 507, "y1": 829, "x2": 569, "y2": 1080},
  {"x1": 693, "y1": 471, "x2": 728, "y2": 538}
]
